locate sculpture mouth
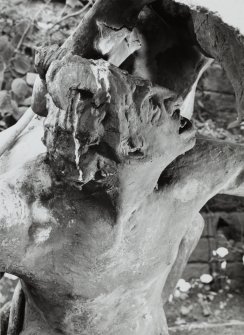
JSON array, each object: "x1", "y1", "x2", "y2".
[
  {"x1": 178, "y1": 112, "x2": 196, "y2": 145},
  {"x1": 171, "y1": 109, "x2": 193, "y2": 135},
  {"x1": 179, "y1": 116, "x2": 193, "y2": 134}
]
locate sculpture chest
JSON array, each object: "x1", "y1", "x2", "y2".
[
  {"x1": 23, "y1": 185, "x2": 182, "y2": 292},
  {"x1": 16, "y1": 168, "x2": 185, "y2": 335}
]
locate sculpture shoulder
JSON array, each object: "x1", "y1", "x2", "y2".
[
  {"x1": 0, "y1": 156, "x2": 57, "y2": 260},
  {"x1": 0, "y1": 158, "x2": 52, "y2": 260},
  {"x1": 0, "y1": 154, "x2": 54, "y2": 204}
]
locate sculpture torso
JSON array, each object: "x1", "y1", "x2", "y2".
[{"x1": 1, "y1": 151, "x2": 190, "y2": 335}]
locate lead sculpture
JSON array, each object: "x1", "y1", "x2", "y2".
[{"x1": 1, "y1": 0, "x2": 244, "y2": 334}]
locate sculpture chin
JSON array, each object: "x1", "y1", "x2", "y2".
[{"x1": 182, "y1": 125, "x2": 197, "y2": 149}]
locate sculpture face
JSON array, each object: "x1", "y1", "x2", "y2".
[
  {"x1": 137, "y1": 86, "x2": 196, "y2": 156},
  {"x1": 43, "y1": 56, "x2": 196, "y2": 187}
]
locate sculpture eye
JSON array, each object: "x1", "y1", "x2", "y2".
[
  {"x1": 149, "y1": 96, "x2": 161, "y2": 110},
  {"x1": 163, "y1": 96, "x2": 175, "y2": 111},
  {"x1": 77, "y1": 89, "x2": 94, "y2": 100}
]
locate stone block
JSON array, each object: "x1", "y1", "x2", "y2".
[
  {"x1": 183, "y1": 263, "x2": 209, "y2": 281},
  {"x1": 226, "y1": 262, "x2": 244, "y2": 279},
  {"x1": 189, "y1": 238, "x2": 216, "y2": 262}
]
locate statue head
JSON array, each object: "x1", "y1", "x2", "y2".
[{"x1": 43, "y1": 55, "x2": 195, "y2": 189}]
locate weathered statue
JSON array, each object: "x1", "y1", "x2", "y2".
[{"x1": 1, "y1": 0, "x2": 244, "y2": 334}]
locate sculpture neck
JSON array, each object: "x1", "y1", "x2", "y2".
[
  {"x1": 47, "y1": 152, "x2": 168, "y2": 220},
  {"x1": 117, "y1": 156, "x2": 170, "y2": 220}
]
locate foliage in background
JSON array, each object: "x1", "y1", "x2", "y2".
[{"x1": 0, "y1": 0, "x2": 92, "y2": 130}]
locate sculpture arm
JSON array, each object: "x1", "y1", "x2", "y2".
[
  {"x1": 162, "y1": 214, "x2": 204, "y2": 303},
  {"x1": 158, "y1": 136, "x2": 244, "y2": 211},
  {"x1": 218, "y1": 166, "x2": 244, "y2": 197}
]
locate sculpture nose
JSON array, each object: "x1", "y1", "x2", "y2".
[{"x1": 171, "y1": 109, "x2": 180, "y2": 120}]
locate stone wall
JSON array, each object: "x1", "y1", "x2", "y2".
[{"x1": 184, "y1": 209, "x2": 244, "y2": 282}]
